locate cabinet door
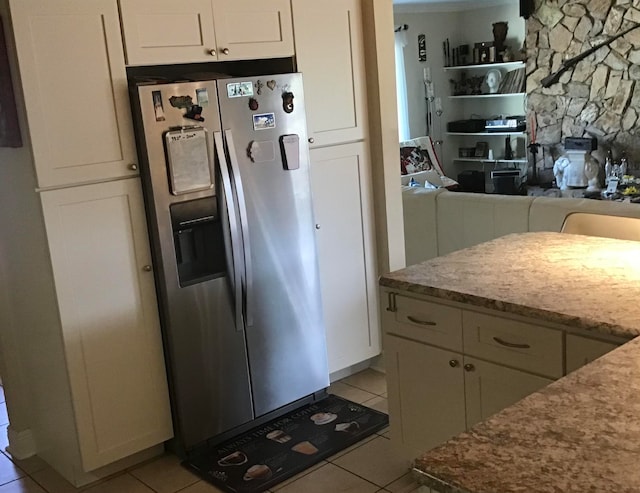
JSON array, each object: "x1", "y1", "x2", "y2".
[
  {"x1": 566, "y1": 334, "x2": 619, "y2": 374},
  {"x1": 292, "y1": 0, "x2": 368, "y2": 147},
  {"x1": 463, "y1": 357, "x2": 552, "y2": 429},
  {"x1": 9, "y1": 0, "x2": 138, "y2": 188},
  {"x1": 119, "y1": 0, "x2": 218, "y2": 65},
  {"x1": 211, "y1": 0, "x2": 294, "y2": 60},
  {"x1": 386, "y1": 335, "x2": 466, "y2": 460},
  {"x1": 40, "y1": 179, "x2": 172, "y2": 471},
  {"x1": 310, "y1": 143, "x2": 379, "y2": 374}
]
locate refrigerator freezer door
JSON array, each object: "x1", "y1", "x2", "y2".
[
  {"x1": 217, "y1": 74, "x2": 329, "y2": 417},
  {"x1": 134, "y1": 82, "x2": 254, "y2": 450}
]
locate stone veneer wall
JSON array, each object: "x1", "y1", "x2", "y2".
[{"x1": 526, "y1": 0, "x2": 640, "y2": 180}]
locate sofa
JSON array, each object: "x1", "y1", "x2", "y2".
[{"x1": 403, "y1": 187, "x2": 640, "y2": 266}]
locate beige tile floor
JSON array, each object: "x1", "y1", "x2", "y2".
[{"x1": 0, "y1": 369, "x2": 420, "y2": 493}]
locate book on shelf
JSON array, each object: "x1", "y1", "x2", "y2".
[{"x1": 498, "y1": 67, "x2": 525, "y2": 94}]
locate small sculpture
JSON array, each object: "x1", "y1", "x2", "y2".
[
  {"x1": 492, "y1": 22, "x2": 508, "y2": 56},
  {"x1": 485, "y1": 69, "x2": 502, "y2": 94}
]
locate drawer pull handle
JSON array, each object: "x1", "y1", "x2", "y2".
[
  {"x1": 407, "y1": 316, "x2": 437, "y2": 326},
  {"x1": 493, "y1": 336, "x2": 530, "y2": 349}
]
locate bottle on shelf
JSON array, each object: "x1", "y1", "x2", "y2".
[
  {"x1": 504, "y1": 136, "x2": 513, "y2": 160},
  {"x1": 605, "y1": 149, "x2": 613, "y2": 184},
  {"x1": 620, "y1": 151, "x2": 628, "y2": 177}
]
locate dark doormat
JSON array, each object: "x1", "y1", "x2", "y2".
[{"x1": 184, "y1": 394, "x2": 388, "y2": 493}]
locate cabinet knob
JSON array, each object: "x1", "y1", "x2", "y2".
[
  {"x1": 209, "y1": 49, "x2": 217, "y2": 56},
  {"x1": 308, "y1": 137, "x2": 315, "y2": 144},
  {"x1": 464, "y1": 363, "x2": 475, "y2": 372},
  {"x1": 142, "y1": 265, "x2": 153, "y2": 272},
  {"x1": 221, "y1": 48, "x2": 230, "y2": 55},
  {"x1": 315, "y1": 224, "x2": 321, "y2": 230},
  {"x1": 449, "y1": 359, "x2": 459, "y2": 368},
  {"x1": 129, "y1": 164, "x2": 138, "y2": 171}
]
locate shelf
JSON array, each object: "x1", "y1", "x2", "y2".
[
  {"x1": 453, "y1": 158, "x2": 527, "y2": 164},
  {"x1": 443, "y1": 61, "x2": 525, "y2": 71},
  {"x1": 447, "y1": 131, "x2": 527, "y2": 136},
  {"x1": 449, "y1": 93, "x2": 525, "y2": 99}
]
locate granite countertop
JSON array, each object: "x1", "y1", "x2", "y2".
[
  {"x1": 413, "y1": 334, "x2": 640, "y2": 493},
  {"x1": 379, "y1": 232, "x2": 640, "y2": 493},
  {"x1": 380, "y1": 231, "x2": 640, "y2": 339}
]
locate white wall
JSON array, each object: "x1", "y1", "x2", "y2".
[{"x1": 395, "y1": 1, "x2": 524, "y2": 179}]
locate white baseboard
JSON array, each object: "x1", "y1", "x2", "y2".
[
  {"x1": 6, "y1": 426, "x2": 37, "y2": 459},
  {"x1": 329, "y1": 353, "x2": 386, "y2": 383}
]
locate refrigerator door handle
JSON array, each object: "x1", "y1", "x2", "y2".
[
  {"x1": 224, "y1": 128, "x2": 254, "y2": 328},
  {"x1": 214, "y1": 131, "x2": 244, "y2": 332}
]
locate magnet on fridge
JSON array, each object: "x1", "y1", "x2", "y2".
[
  {"x1": 184, "y1": 105, "x2": 205, "y2": 122},
  {"x1": 152, "y1": 91, "x2": 166, "y2": 122},
  {"x1": 282, "y1": 92, "x2": 294, "y2": 113},
  {"x1": 196, "y1": 88, "x2": 209, "y2": 107},
  {"x1": 255, "y1": 80, "x2": 264, "y2": 95},
  {"x1": 169, "y1": 95, "x2": 194, "y2": 109},
  {"x1": 280, "y1": 134, "x2": 300, "y2": 170},
  {"x1": 249, "y1": 98, "x2": 259, "y2": 111},
  {"x1": 267, "y1": 80, "x2": 277, "y2": 91}
]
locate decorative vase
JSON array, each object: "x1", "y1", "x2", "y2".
[{"x1": 492, "y1": 22, "x2": 508, "y2": 55}]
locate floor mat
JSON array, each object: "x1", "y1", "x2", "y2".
[{"x1": 184, "y1": 394, "x2": 389, "y2": 493}]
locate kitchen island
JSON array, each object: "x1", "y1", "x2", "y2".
[{"x1": 380, "y1": 232, "x2": 640, "y2": 493}]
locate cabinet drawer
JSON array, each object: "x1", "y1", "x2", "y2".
[
  {"x1": 462, "y1": 311, "x2": 562, "y2": 378},
  {"x1": 387, "y1": 294, "x2": 462, "y2": 351}
]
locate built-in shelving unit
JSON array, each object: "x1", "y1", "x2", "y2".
[
  {"x1": 449, "y1": 93, "x2": 525, "y2": 99},
  {"x1": 453, "y1": 158, "x2": 527, "y2": 164},
  {"x1": 447, "y1": 131, "x2": 526, "y2": 136},
  {"x1": 444, "y1": 61, "x2": 525, "y2": 71},
  {"x1": 445, "y1": 60, "x2": 527, "y2": 192}
]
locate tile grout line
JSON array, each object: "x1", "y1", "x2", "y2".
[{"x1": 329, "y1": 460, "x2": 394, "y2": 491}]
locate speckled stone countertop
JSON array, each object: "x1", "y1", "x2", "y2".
[
  {"x1": 380, "y1": 232, "x2": 640, "y2": 339},
  {"x1": 379, "y1": 232, "x2": 640, "y2": 493},
  {"x1": 413, "y1": 335, "x2": 640, "y2": 493}
]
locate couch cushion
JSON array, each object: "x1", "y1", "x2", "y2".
[
  {"x1": 437, "y1": 192, "x2": 535, "y2": 256},
  {"x1": 529, "y1": 197, "x2": 640, "y2": 232},
  {"x1": 402, "y1": 187, "x2": 444, "y2": 264}
]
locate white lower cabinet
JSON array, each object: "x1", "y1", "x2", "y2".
[
  {"x1": 310, "y1": 143, "x2": 379, "y2": 374},
  {"x1": 463, "y1": 356, "x2": 552, "y2": 428},
  {"x1": 566, "y1": 333, "x2": 620, "y2": 374},
  {"x1": 386, "y1": 335, "x2": 466, "y2": 458},
  {"x1": 40, "y1": 178, "x2": 172, "y2": 472},
  {"x1": 383, "y1": 290, "x2": 562, "y2": 462}
]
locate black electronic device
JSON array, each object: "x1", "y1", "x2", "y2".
[
  {"x1": 457, "y1": 170, "x2": 485, "y2": 193},
  {"x1": 485, "y1": 115, "x2": 526, "y2": 132},
  {"x1": 565, "y1": 137, "x2": 597, "y2": 152},
  {"x1": 447, "y1": 119, "x2": 486, "y2": 133}
]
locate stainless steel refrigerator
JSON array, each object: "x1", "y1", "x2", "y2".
[{"x1": 130, "y1": 73, "x2": 329, "y2": 454}]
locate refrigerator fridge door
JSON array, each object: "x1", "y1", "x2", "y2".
[
  {"x1": 133, "y1": 81, "x2": 254, "y2": 451},
  {"x1": 216, "y1": 74, "x2": 329, "y2": 417}
]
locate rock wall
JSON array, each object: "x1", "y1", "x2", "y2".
[{"x1": 526, "y1": 0, "x2": 640, "y2": 179}]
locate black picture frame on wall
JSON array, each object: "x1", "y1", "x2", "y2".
[
  {"x1": 474, "y1": 141, "x2": 489, "y2": 158},
  {"x1": 520, "y1": 0, "x2": 535, "y2": 19},
  {"x1": 0, "y1": 15, "x2": 22, "y2": 148}
]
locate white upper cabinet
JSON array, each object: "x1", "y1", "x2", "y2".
[
  {"x1": 9, "y1": 0, "x2": 137, "y2": 189},
  {"x1": 292, "y1": 0, "x2": 368, "y2": 147},
  {"x1": 119, "y1": 0, "x2": 294, "y2": 66}
]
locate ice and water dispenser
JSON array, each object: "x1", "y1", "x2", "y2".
[
  {"x1": 164, "y1": 126, "x2": 225, "y2": 286},
  {"x1": 170, "y1": 197, "x2": 225, "y2": 287}
]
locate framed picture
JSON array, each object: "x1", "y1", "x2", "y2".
[
  {"x1": 474, "y1": 141, "x2": 489, "y2": 158},
  {"x1": 0, "y1": 16, "x2": 22, "y2": 148}
]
